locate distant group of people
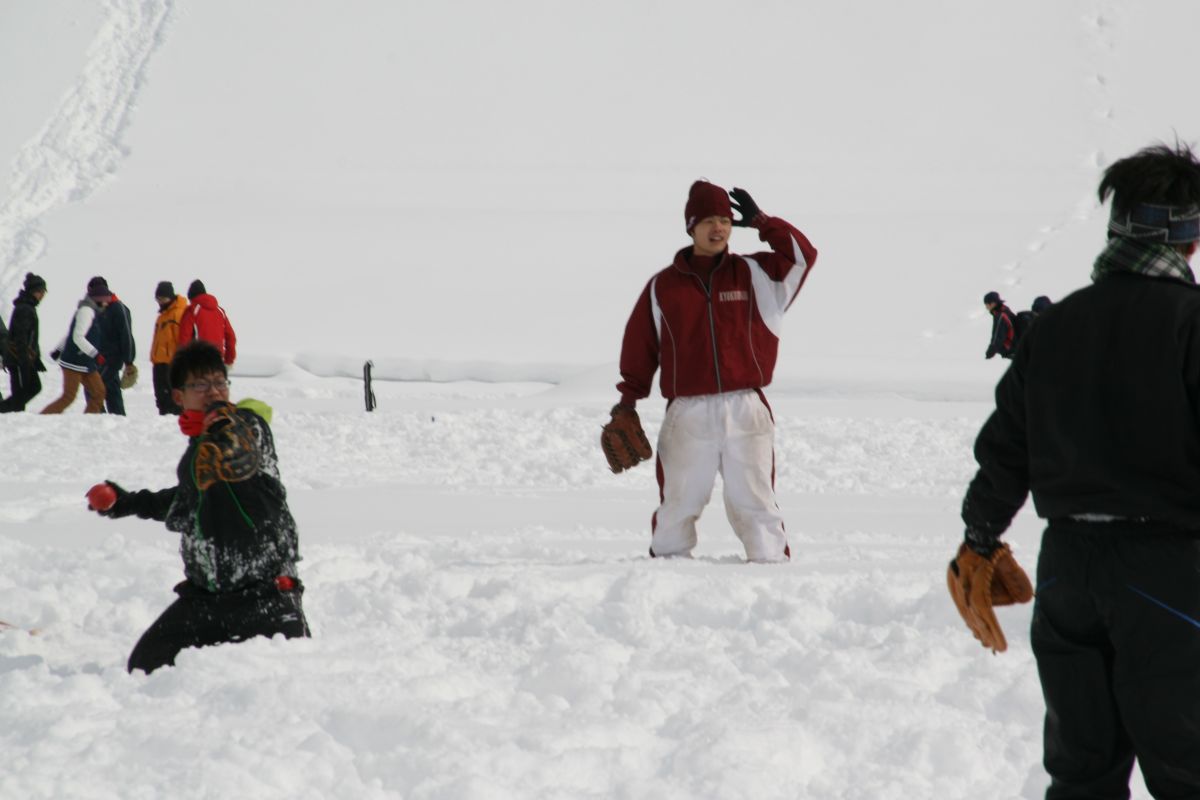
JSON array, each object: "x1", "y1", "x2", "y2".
[
  {"x1": 981, "y1": 290, "x2": 1052, "y2": 360},
  {"x1": 0, "y1": 276, "x2": 236, "y2": 415},
  {"x1": 3, "y1": 272, "x2": 278, "y2": 674},
  {"x1": 149, "y1": 279, "x2": 237, "y2": 415}
]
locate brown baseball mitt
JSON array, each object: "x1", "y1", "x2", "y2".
[
  {"x1": 120, "y1": 363, "x2": 139, "y2": 389},
  {"x1": 947, "y1": 541, "x2": 1034, "y2": 653},
  {"x1": 601, "y1": 404, "x2": 653, "y2": 473},
  {"x1": 193, "y1": 404, "x2": 261, "y2": 490}
]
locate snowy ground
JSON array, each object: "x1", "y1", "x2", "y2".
[
  {"x1": 2, "y1": 0, "x2": 1193, "y2": 796},
  {"x1": 0, "y1": 373, "x2": 1154, "y2": 799}
]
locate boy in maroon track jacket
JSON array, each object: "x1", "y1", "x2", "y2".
[{"x1": 604, "y1": 180, "x2": 818, "y2": 561}]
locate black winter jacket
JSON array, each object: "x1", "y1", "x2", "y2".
[
  {"x1": 964, "y1": 271, "x2": 1200, "y2": 537},
  {"x1": 94, "y1": 298, "x2": 135, "y2": 364},
  {"x1": 113, "y1": 406, "x2": 301, "y2": 592},
  {"x1": 4, "y1": 291, "x2": 43, "y2": 370}
]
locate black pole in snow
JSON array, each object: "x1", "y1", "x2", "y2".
[{"x1": 364, "y1": 360, "x2": 376, "y2": 412}]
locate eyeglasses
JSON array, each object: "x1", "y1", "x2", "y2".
[{"x1": 184, "y1": 378, "x2": 231, "y2": 393}]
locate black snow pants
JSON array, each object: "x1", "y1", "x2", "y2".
[
  {"x1": 98, "y1": 359, "x2": 125, "y2": 415},
  {"x1": 0, "y1": 363, "x2": 40, "y2": 412},
  {"x1": 152, "y1": 362, "x2": 180, "y2": 415},
  {"x1": 1033, "y1": 524, "x2": 1200, "y2": 799},
  {"x1": 127, "y1": 579, "x2": 310, "y2": 674}
]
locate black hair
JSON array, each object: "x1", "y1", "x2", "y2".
[
  {"x1": 188, "y1": 279, "x2": 206, "y2": 300},
  {"x1": 169, "y1": 340, "x2": 227, "y2": 390},
  {"x1": 1098, "y1": 141, "x2": 1200, "y2": 214}
]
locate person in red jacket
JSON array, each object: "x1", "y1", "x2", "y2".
[
  {"x1": 604, "y1": 180, "x2": 818, "y2": 562},
  {"x1": 178, "y1": 280, "x2": 237, "y2": 366}
]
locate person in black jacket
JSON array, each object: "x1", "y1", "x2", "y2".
[
  {"x1": 958, "y1": 143, "x2": 1200, "y2": 798},
  {"x1": 90, "y1": 285, "x2": 136, "y2": 415},
  {"x1": 0, "y1": 273, "x2": 48, "y2": 413},
  {"x1": 87, "y1": 340, "x2": 309, "y2": 673},
  {"x1": 0, "y1": 311, "x2": 6, "y2": 402}
]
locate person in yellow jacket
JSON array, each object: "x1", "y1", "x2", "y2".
[{"x1": 151, "y1": 281, "x2": 187, "y2": 415}]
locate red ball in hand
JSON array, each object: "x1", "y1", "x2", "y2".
[{"x1": 86, "y1": 483, "x2": 117, "y2": 512}]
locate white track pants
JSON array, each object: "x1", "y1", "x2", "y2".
[{"x1": 651, "y1": 390, "x2": 789, "y2": 562}]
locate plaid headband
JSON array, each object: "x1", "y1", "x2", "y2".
[{"x1": 1108, "y1": 202, "x2": 1200, "y2": 243}]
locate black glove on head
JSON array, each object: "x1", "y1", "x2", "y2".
[{"x1": 729, "y1": 187, "x2": 763, "y2": 227}]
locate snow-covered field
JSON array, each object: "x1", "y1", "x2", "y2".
[
  {"x1": 2, "y1": 0, "x2": 1195, "y2": 797},
  {"x1": 2, "y1": 373, "x2": 1068, "y2": 799}
]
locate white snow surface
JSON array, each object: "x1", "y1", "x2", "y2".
[{"x1": 0, "y1": 0, "x2": 1192, "y2": 797}]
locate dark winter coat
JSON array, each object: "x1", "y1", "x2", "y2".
[
  {"x1": 94, "y1": 296, "x2": 135, "y2": 365},
  {"x1": 109, "y1": 405, "x2": 302, "y2": 593},
  {"x1": 963, "y1": 270, "x2": 1200, "y2": 537},
  {"x1": 986, "y1": 305, "x2": 1016, "y2": 359},
  {"x1": 4, "y1": 291, "x2": 44, "y2": 371},
  {"x1": 57, "y1": 298, "x2": 103, "y2": 373}
]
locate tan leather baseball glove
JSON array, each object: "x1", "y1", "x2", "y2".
[
  {"x1": 120, "y1": 363, "x2": 139, "y2": 389},
  {"x1": 947, "y1": 541, "x2": 1034, "y2": 653},
  {"x1": 601, "y1": 404, "x2": 653, "y2": 473}
]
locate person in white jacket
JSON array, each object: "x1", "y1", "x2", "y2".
[{"x1": 41, "y1": 277, "x2": 111, "y2": 414}]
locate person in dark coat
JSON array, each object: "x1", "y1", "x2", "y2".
[
  {"x1": 957, "y1": 142, "x2": 1200, "y2": 798},
  {"x1": 87, "y1": 340, "x2": 309, "y2": 673},
  {"x1": 90, "y1": 284, "x2": 136, "y2": 415},
  {"x1": 983, "y1": 290, "x2": 1017, "y2": 359},
  {"x1": 0, "y1": 311, "x2": 7, "y2": 403},
  {"x1": 1013, "y1": 295, "x2": 1054, "y2": 343},
  {"x1": 0, "y1": 273, "x2": 48, "y2": 413}
]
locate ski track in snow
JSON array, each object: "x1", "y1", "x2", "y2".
[
  {"x1": 985, "y1": 2, "x2": 1118, "y2": 307},
  {"x1": 0, "y1": 0, "x2": 175, "y2": 300}
]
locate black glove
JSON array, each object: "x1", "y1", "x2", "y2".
[
  {"x1": 729, "y1": 187, "x2": 763, "y2": 227},
  {"x1": 98, "y1": 481, "x2": 134, "y2": 518},
  {"x1": 964, "y1": 527, "x2": 1002, "y2": 557},
  {"x1": 985, "y1": 347, "x2": 996, "y2": 360},
  {"x1": 49, "y1": 349, "x2": 61, "y2": 361}
]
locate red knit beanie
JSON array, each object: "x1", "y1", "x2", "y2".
[{"x1": 684, "y1": 180, "x2": 733, "y2": 232}]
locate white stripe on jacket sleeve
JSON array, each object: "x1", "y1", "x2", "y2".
[
  {"x1": 745, "y1": 235, "x2": 811, "y2": 338},
  {"x1": 71, "y1": 306, "x2": 99, "y2": 358}
]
